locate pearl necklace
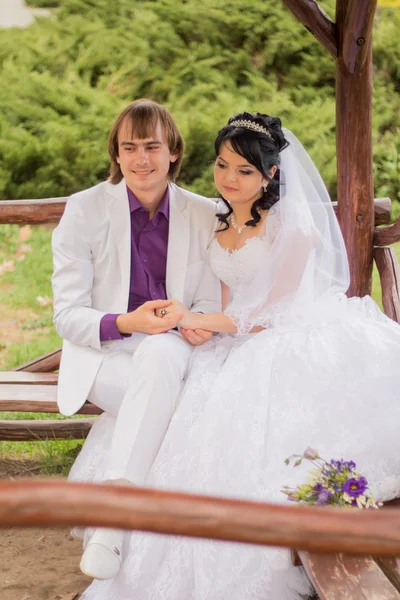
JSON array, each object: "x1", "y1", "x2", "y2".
[{"x1": 230, "y1": 212, "x2": 247, "y2": 234}]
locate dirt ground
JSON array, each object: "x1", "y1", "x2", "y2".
[
  {"x1": 0, "y1": 528, "x2": 90, "y2": 600},
  {"x1": 0, "y1": 460, "x2": 91, "y2": 600}
]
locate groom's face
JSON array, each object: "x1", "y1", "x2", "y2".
[{"x1": 116, "y1": 119, "x2": 178, "y2": 197}]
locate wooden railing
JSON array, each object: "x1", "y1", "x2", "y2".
[
  {"x1": 1, "y1": 480, "x2": 400, "y2": 557},
  {"x1": 0, "y1": 196, "x2": 394, "y2": 225}
]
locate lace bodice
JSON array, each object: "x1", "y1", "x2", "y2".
[{"x1": 208, "y1": 235, "x2": 269, "y2": 291}]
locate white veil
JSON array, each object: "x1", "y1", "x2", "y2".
[{"x1": 224, "y1": 128, "x2": 351, "y2": 334}]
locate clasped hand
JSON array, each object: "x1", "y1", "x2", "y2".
[
  {"x1": 155, "y1": 299, "x2": 213, "y2": 346},
  {"x1": 116, "y1": 299, "x2": 212, "y2": 346},
  {"x1": 155, "y1": 299, "x2": 199, "y2": 329}
]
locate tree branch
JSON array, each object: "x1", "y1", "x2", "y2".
[{"x1": 281, "y1": 0, "x2": 337, "y2": 57}]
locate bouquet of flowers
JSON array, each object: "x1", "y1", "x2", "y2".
[{"x1": 282, "y1": 448, "x2": 382, "y2": 509}]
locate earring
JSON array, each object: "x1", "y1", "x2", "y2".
[{"x1": 263, "y1": 183, "x2": 268, "y2": 192}]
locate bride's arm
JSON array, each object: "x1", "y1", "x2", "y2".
[
  {"x1": 187, "y1": 310, "x2": 238, "y2": 333},
  {"x1": 166, "y1": 295, "x2": 264, "y2": 334},
  {"x1": 186, "y1": 282, "x2": 237, "y2": 332},
  {"x1": 221, "y1": 282, "x2": 230, "y2": 311}
]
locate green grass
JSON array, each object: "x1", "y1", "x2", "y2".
[
  {"x1": 0, "y1": 224, "x2": 54, "y2": 310},
  {"x1": 0, "y1": 437, "x2": 83, "y2": 476},
  {"x1": 0, "y1": 223, "x2": 82, "y2": 475}
]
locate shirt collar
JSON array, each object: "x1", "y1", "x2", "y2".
[{"x1": 127, "y1": 185, "x2": 170, "y2": 221}]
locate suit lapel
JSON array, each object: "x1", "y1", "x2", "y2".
[
  {"x1": 106, "y1": 179, "x2": 131, "y2": 312},
  {"x1": 166, "y1": 183, "x2": 190, "y2": 302}
]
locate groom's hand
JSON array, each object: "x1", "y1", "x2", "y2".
[
  {"x1": 180, "y1": 327, "x2": 212, "y2": 346},
  {"x1": 116, "y1": 300, "x2": 182, "y2": 335}
]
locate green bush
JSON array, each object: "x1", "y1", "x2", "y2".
[
  {"x1": 25, "y1": 0, "x2": 61, "y2": 7},
  {"x1": 0, "y1": 0, "x2": 399, "y2": 206}
]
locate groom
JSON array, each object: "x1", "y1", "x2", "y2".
[{"x1": 51, "y1": 98, "x2": 221, "y2": 579}]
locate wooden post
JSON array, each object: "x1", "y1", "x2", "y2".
[
  {"x1": 281, "y1": 0, "x2": 378, "y2": 297},
  {"x1": 336, "y1": 0, "x2": 377, "y2": 297}
]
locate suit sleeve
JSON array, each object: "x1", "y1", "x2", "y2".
[
  {"x1": 190, "y1": 212, "x2": 222, "y2": 315},
  {"x1": 52, "y1": 196, "x2": 106, "y2": 350}
]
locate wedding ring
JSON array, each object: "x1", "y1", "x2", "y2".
[{"x1": 160, "y1": 308, "x2": 168, "y2": 318}]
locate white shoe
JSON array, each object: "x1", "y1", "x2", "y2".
[{"x1": 80, "y1": 528, "x2": 123, "y2": 580}]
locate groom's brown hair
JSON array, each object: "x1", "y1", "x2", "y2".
[{"x1": 108, "y1": 98, "x2": 184, "y2": 184}]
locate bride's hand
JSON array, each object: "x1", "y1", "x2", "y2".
[{"x1": 156, "y1": 300, "x2": 201, "y2": 330}]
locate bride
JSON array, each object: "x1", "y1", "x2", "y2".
[{"x1": 73, "y1": 112, "x2": 400, "y2": 599}]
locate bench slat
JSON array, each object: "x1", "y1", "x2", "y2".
[
  {"x1": 376, "y1": 558, "x2": 400, "y2": 593},
  {"x1": 15, "y1": 348, "x2": 61, "y2": 373},
  {"x1": 0, "y1": 384, "x2": 102, "y2": 415},
  {"x1": 0, "y1": 418, "x2": 95, "y2": 441},
  {"x1": 0, "y1": 372, "x2": 58, "y2": 385},
  {"x1": 299, "y1": 551, "x2": 400, "y2": 599}
]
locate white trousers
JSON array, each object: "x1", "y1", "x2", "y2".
[{"x1": 87, "y1": 331, "x2": 193, "y2": 485}]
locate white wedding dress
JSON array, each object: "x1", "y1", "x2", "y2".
[
  {"x1": 72, "y1": 221, "x2": 400, "y2": 600},
  {"x1": 71, "y1": 130, "x2": 400, "y2": 599}
]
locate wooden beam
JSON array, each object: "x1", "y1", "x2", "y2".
[
  {"x1": 342, "y1": 0, "x2": 378, "y2": 74},
  {"x1": 14, "y1": 348, "x2": 61, "y2": 373},
  {"x1": 373, "y1": 247, "x2": 400, "y2": 323},
  {"x1": 0, "y1": 418, "x2": 95, "y2": 441},
  {"x1": 332, "y1": 197, "x2": 391, "y2": 226},
  {"x1": 0, "y1": 198, "x2": 391, "y2": 228},
  {"x1": 369, "y1": 197, "x2": 391, "y2": 226},
  {"x1": 374, "y1": 214, "x2": 400, "y2": 246},
  {"x1": 0, "y1": 372, "x2": 58, "y2": 385},
  {"x1": 0, "y1": 385, "x2": 102, "y2": 415},
  {"x1": 0, "y1": 198, "x2": 67, "y2": 224},
  {"x1": 336, "y1": 0, "x2": 375, "y2": 297},
  {"x1": 2, "y1": 480, "x2": 400, "y2": 556},
  {"x1": 281, "y1": 0, "x2": 337, "y2": 57}
]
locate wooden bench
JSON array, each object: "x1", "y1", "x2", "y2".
[
  {"x1": 0, "y1": 369, "x2": 101, "y2": 441},
  {"x1": 291, "y1": 498, "x2": 400, "y2": 598},
  {"x1": 0, "y1": 350, "x2": 102, "y2": 441},
  {"x1": 1, "y1": 196, "x2": 400, "y2": 597},
  {"x1": 294, "y1": 551, "x2": 400, "y2": 599}
]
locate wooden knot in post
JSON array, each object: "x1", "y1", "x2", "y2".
[
  {"x1": 356, "y1": 37, "x2": 366, "y2": 46},
  {"x1": 356, "y1": 214, "x2": 363, "y2": 223}
]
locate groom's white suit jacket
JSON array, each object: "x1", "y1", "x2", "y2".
[{"x1": 52, "y1": 179, "x2": 221, "y2": 416}]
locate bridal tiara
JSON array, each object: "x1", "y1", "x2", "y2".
[{"x1": 229, "y1": 119, "x2": 272, "y2": 139}]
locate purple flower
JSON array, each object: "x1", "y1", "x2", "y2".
[
  {"x1": 313, "y1": 483, "x2": 323, "y2": 493},
  {"x1": 344, "y1": 461, "x2": 356, "y2": 471},
  {"x1": 343, "y1": 477, "x2": 368, "y2": 498},
  {"x1": 331, "y1": 458, "x2": 357, "y2": 474},
  {"x1": 317, "y1": 489, "x2": 333, "y2": 505}
]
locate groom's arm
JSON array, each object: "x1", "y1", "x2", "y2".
[
  {"x1": 52, "y1": 195, "x2": 182, "y2": 348},
  {"x1": 52, "y1": 194, "x2": 109, "y2": 350}
]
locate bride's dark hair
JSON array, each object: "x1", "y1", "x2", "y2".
[{"x1": 215, "y1": 112, "x2": 289, "y2": 230}]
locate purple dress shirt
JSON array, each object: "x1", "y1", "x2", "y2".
[{"x1": 100, "y1": 186, "x2": 169, "y2": 341}]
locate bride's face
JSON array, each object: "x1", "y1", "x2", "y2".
[{"x1": 214, "y1": 141, "x2": 266, "y2": 207}]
